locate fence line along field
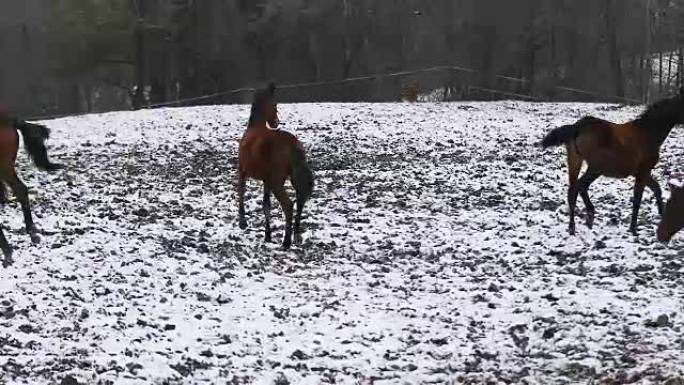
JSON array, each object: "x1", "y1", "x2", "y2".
[{"x1": 0, "y1": 102, "x2": 682, "y2": 384}]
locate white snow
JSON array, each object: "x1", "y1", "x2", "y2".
[{"x1": 0, "y1": 102, "x2": 682, "y2": 384}]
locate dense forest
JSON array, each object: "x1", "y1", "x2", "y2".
[{"x1": 0, "y1": 0, "x2": 683, "y2": 116}]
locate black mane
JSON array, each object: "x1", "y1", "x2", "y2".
[
  {"x1": 248, "y1": 83, "x2": 276, "y2": 127},
  {"x1": 635, "y1": 95, "x2": 683, "y2": 130}
]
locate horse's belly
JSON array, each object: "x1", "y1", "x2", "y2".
[
  {"x1": 586, "y1": 152, "x2": 636, "y2": 179},
  {"x1": 244, "y1": 165, "x2": 268, "y2": 180},
  {"x1": 601, "y1": 169, "x2": 632, "y2": 179}
]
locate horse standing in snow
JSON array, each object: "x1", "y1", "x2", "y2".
[
  {"x1": 657, "y1": 179, "x2": 684, "y2": 242},
  {"x1": 0, "y1": 112, "x2": 62, "y2": 266},
  {"x1": 237, "y1": 83, "x2": 314, "y2": 249},
  {"x1": 541, "y1": 89, "x2": 684, "y2": 236}
]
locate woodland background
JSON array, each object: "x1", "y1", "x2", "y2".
[{"x1": 0, "y1": 0, "x2": 683, "y2": 117}]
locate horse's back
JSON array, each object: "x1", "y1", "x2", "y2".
[
  {"x1": 240, "y1": 129, "x2": 298, "y2": 155},
  {"x1": 576, "y1": 118, "x2": 652, "y2": 177},
  {"x1": 267, "y1": 129, "x2": 298, "y2": 145},
  {"x1": 239, "y1": 129, "x2": 300, "y2": 180}
]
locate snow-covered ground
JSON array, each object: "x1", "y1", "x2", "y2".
[{"x1": 0, "y1": 102, "x2": 683, "y2": 384}]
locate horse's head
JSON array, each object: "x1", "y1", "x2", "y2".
[
  {"x1": 658, "y1": 178, "x2": 684, "y2": 243},
  {"x1": 249, "y1": 82, "x2": 279, "y2": 129}
]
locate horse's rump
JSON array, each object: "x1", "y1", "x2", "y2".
[
  {"x1": 239, "y1": 129, "x2": 300, "y2": 180},
  {"x1": 581, "y1": 120, "x2": 615, "y2": 149}
]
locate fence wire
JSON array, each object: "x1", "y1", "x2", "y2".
[{"x1": 28, "y1": 64, "x2": 649, "y2": 121}]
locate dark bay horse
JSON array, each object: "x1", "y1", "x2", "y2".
[
  {"x1": 541, "y1": 89, "x2": 684, "y2": 235},
  {"x1": 657, "y1": 180, "x2": 684, "y2": 242},
  {"x1": 0, "y1": 112, "x2": 62, "y2": 266},
  {"x1": 237, "y1": 83, "x2": 314, "y2": 249}
]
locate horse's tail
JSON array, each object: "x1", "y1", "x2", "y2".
[
  {"x1": 290, "y1": 143, "x2": 314, "y2": 205},
  {"x1": 540, "y1": 116, "x2": 597, "y2": 148},
  {"x1": 14, "y1": 120, "x2": 63, "y2": 172}
]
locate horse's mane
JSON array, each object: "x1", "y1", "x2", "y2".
[
  {"x1": 248, "y1": 83, "x2": 276, "y2": 127},
  {"x1": 636, "y1": 95, "x2": 683, "y2": 129}
]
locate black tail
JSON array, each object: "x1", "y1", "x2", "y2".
[
  {"x1": 14, "y1": 120, "x2": 63, "y2": 171},
  {"x1": 290, "y1": 144, "x2": 314, "y2": 205},
  {"x1": 540, "y1": 116, "x2": 598, "y2": 149}
]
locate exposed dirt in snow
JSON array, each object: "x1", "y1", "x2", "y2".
[{"x1": 0, "y1": 102, "x2": 682, "y2": 384}]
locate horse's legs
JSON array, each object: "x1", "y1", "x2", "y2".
[
  {"x1": 0, "y1": 183, "x2": 8, "y2": 204},
  {"x1": 630, "y1": 176, "x2": 647, "y2": 236},
  {"x1": 566, "y1": 144, "x2": 583, "y2": 235},
  {"x1": 237, "y1": 172, "x2": 248, "y2": 229},
  {"x1": 272, "y1": 183, "x2": 293, "y2": 249},
  {"x1": 645, "y1": 174, "x2": 664, "y2": 216},
  {"x1": 294, "y1": 197, "x2": 304, "y2": 245},
  {"x1": 1, "y1": 170, "x2": 39, "y2": 243},
  {"x1": 263, "y1": 183, "x2": 272, "y2": 243},
  {"x1": 0, "y1": 227, "x2": 12, "y2": 267},
  {"x1": 3, "y1": 170, "x2": 40, "y2": 243},
  {"x1": 578, "y1": 171, "x2": 600, "y2": 229}
]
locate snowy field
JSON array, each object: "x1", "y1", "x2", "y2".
[{"x1": 0, "y1": 102, "x2": 683, "y2": 384}]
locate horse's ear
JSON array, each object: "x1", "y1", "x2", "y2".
[{"x1": 268, "y1": 82, "x2": 276, "y2": 96}]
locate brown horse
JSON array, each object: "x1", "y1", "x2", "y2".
[
  {"x1": 541, "y1": 89, "x2": 684, "y2": 236},
  {"x1": 237, "y1": 83, "x2": 314, "y2": 249},
  {"x1": 0, "y1": 113, "x2": 62, "y2": 266},
  {"x1": 657, "y1": 180, "x2": 684, "y2": 242}
]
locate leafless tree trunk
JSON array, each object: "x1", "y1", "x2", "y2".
[
  {"x1": 659, "y1": 51, "x2": 663, "y2": 95},
  {"x1": 679, "y1": 47, "x2": 684, "y2": 88},
  {"x1": 642, "y1": 0, "x2": 653, "y2": 103},
  {"x1": 605, "y1": 0, "x2": 625, "y2": 98},
  {"x1": 132, "y1": 0, "x2": 146, "y2": 109}
]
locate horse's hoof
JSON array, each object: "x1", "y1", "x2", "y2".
[
  {"x1": 628, "y1": 225, "x2": 638, "y2": 236},
  {"x1": 29, "y1": 233, "x2": 41, "y2": 244},
  {"x1": 282, "y1": 240, "x2": 292, "y2": 250},
  {"x1": 264, "y1": 235, "x2": 272, "y2": 243},
  {"x1": 239, "y1": 221, "x2": 248, "y2": 230},
  {"x1": 294, "y1": 233, "x2": 303, "y2": 245},
  {"x1": 586, "y1": 216, "x2": 595, "y2": 229},
  {"x1": 25, "y1": 226, "x2": 41, "y2": 244},
  {"x1": 2, "y1": 251, "x2": 13, "y2": 268}
]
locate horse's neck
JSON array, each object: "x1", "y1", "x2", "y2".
[{"x1": 247, "y1": 119, "x2": 268, "y2": 131}]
